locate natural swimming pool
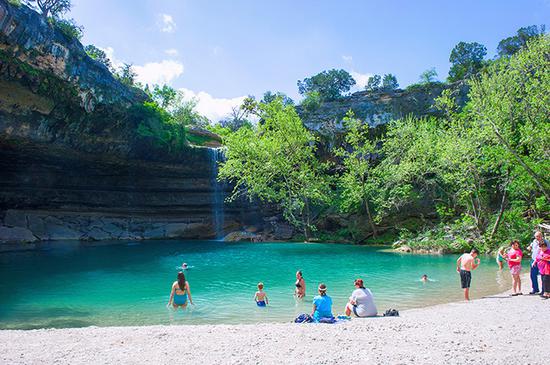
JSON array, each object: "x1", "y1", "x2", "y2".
[{"x1": 0, "y1": 240, "x2": 512, "y2": 329}]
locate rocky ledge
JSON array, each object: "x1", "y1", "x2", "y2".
[{"x1": 0, "y1": 1, "x2": 259, "y2": 248}]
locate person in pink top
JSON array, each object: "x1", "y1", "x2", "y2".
[
  {"x1": 535, "y1": 241, "x2": 550, "y2": 299},
  {"x1": 505, "y1": 240, "x2": 523, "y2": 296}
]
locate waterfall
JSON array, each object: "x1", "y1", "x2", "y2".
[{"x1": 208, "y1": 147, "x2": 225, "y2": 239}]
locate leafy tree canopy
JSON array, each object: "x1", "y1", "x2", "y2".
[
  {"x1": 26, "y1": 0, "x2": 71, "y2": 19},
  {"x1": 497, "y1": 25, "x2": 546, "y2": 57},
  {"x1": 219, "y1": 99, "x2": 331, "y2": 239},
  {"x1": 382, "y1": 74, "x2": 399, "y2": 91},
  {"x1": 261, "y1": 91, "x2": 294, "y2": 106},
  {"x1": 365, "y1": 75, "x2": 381, "y2": 91},
  {"x1": 297, "y1": 69, "x2": 356, "y2": 101},
  {"x1": 448, "y1": 41, "x2": 487, "y2": 82},
  {"x1": 419, "y1": 68, "x2": 438, "y2": 84}
]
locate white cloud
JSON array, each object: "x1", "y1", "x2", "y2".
[
  {"x1": 101, "y1": 46, "x2": 184, "y2": 85},
  {"x1": 165, "y1": 48, "x2": 179, "y2": 57},
  {"x1": 350, "y1": 70, "x2": 373, "y2": 90},
  {"x1": 133, "y1": 60, "x2": 184, "y2": 85},
  {"x1": 179, "y1": 88, "x2": 247, "y2": 122},
  {"x1": 158, "y1": 13, "x2": 176, "y2": 33},
  {"x1": 342, "y1": 55, "x2": 353, "y2": 63}
]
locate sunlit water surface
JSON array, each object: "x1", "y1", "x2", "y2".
[{"x1": 0, "y1": 240, "x2": 513, "y2": 329}]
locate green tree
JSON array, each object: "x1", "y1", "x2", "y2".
[
  {"x1": 336, "y1": 113, "x2": 383, "y2": 237},
  {"x1": 419, "y1": 68, "x2": 438, "y2": 84},
  {"x1": 85, "y1": 45, "x2": 113, "y2": 71},
  {"x1": 297, "y1": 69, "x2": 356, "y2": 101},
  {"x1": 116, "y1": 63, "x2": 137, "y2": 87},
  {"x1": 261, "y1": 91, "x2": 294, "y2": 106},
  {"x1": 382, "y1": 74, "x2": 399, "y2": 91},
  {"x1": 299, "y1": 91, "x2": 322, "y2": 113},
  {"x1": 219, "y1": 106, "x2": 252, "y2": 132},
  {"x1": 365, "y1": 74, "x2": 381, "y2": 91},
  {"x1": 26, "y1": 0, "x2": 71, "y2": 20},
  {"x1": 448, "y1": 41, "x2": 487, "y2": 82},
  {"x1": 219, "y1": 99, "x2": 331, "y2": 240},
  {"x1": 497, "y1": 25, "x2": 546, "y2": 57},
  {"x1": 151, "y1": 84, "x2": 177, "y2": 109},
  {"x1": 468, "y1": 35, "x2": 550, "y2": 203},
  {"x1": 169, "y1": 91, "x2": 209, "y2": 128}
]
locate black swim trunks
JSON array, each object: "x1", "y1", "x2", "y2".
[{"x1": 460, "y1": 270, "x2": 471, "y2": 289}]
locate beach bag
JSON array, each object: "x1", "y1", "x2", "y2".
[
  {"x1": 294, "y1": 313, "x2": 313, "y2": 323},
  {"x1": 383, "y1": 308, "x2": 399, "y2": 317}
]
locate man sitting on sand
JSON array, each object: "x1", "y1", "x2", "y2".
[{"x1": 456, "y1": 248, "x2": 480, "y2": 301}]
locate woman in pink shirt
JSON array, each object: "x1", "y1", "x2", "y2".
[
  {"x1": 535, "y1": 241, "x2": 550, "y2": 299},
  {"x1": 506, "y1": 240, "x2": 523, "y2": 296}
]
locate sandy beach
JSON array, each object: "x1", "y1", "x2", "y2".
[{"x1": 1, "y1": 284, "x2": 548, "y2": 365}]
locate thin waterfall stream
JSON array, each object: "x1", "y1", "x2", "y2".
[{"x1": 209, "y1": 147, "x2": 225, "y2": 239}]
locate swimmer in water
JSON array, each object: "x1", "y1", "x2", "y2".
[
  {"x1": 421, "y1": 274, "x2": 428, "y2": 282},
  {"x1": 181, "y1": 262, "x2": 188, "y2": 270}
]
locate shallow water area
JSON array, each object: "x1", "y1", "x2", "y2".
[{"x1": 0, "y1": 240, "x2": 513, "y2": 329}]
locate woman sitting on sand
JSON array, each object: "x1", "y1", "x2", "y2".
[
  {"x1": 295, "y1": 270, "x2": 306, "y2": 298},
  {"x1": 312, "y1": 283, "x2": 333, "y2": 321},
  {"x1": 167, "y1": 271, "x2": 194, "y2": 309},
  {"x1": 345, "y1": 278, "x2": 377, "y2": 317}
]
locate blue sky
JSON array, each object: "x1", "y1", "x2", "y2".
[{"x1": 69, "y1": 0, "x2": 549, "y2": 121}]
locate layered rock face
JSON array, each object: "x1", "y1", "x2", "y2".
[
  {"x1": 299, "y1": 82, "x2": 469, "y2": 155},
  {"x1": 0, "y1": 1, "x2": 258, "y2": 246}
]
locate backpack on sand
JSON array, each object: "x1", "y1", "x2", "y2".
[
  {"x1": 383, "y1": 308, "x2": 399, "y2": 317},
  {"x1": 294, "y1": 313, "x2": 313, "y2": 323}
]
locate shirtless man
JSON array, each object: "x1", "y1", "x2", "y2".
[{"x1": 456, "y1": 248, "x2": 480, "y2": 301}]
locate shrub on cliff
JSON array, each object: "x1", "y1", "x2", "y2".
[
  {"x1": 131, "y1": 102, "x2": 186, "y2": 152},
  {"x1": 297, "y1": 69, "x2": 356, "y2": 101},
  {"x1": 85, "y1": 45, "x2": 113, "y2": 72},
  {"x1": 50, "y1": 17, "x2": 82, "y2": 41}
]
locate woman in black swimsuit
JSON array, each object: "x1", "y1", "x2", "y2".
[{"x1": 295, "y1": 270, "x2": 305, "y2": 298}]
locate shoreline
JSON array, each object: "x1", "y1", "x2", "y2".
[{"x1": 2, "y1": 275, "x2": 547, "y2": 365}]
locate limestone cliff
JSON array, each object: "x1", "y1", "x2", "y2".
[
  {"x1": 299, "y1": 82, "x2": 469, "y2": 155},
  {"x1": 0, "y1": 1, "x2": 257, "y2": 247}
]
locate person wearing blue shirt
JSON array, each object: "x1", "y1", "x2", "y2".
[{"x1": 312, "y1": 283, "x2": 333, "y2": 322}]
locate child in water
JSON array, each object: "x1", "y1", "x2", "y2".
[
  {"x1": 421, "y1": 274, "x2": 429, "y2": 282},
  {"x1": 254, "y1": 282, "x2": 269, "y2": 307}
]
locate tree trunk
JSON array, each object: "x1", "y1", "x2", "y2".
[
  {"x1": 303, "y1": 198, "x2": 311, "y2": 242},
  {"x1": 490, "y1": 188, "x2": 508, "y2": 239},
  {"x1": 364, "y1": 199, "x2": 377, "y2": 238}
]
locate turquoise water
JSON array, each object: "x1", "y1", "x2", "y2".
[{"x1": 0, "y1": 240, "x2": 512, "y2": 329}]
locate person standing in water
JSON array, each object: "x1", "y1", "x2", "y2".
[
  {"x1": 254, "y1": 282, "x2": 269, "y2": 307},
  {"x1": 295, "y1": 270, "x2": 305, "y2": 298},
  {"x1": 496, "y1": 247, "x2": 506, "y2": 271},
  {"x1": 167, "y1": 271, "x2": 193, "y2": 309},
  {"x1": 506, "y1": 240, "x2": 523, "y2": 296},
  {"x1": 456, "y1": 248, "x2": 480, "y2": 301}
]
